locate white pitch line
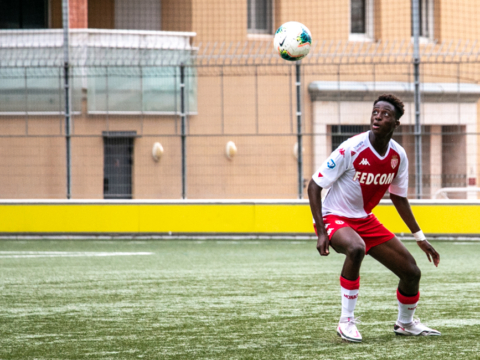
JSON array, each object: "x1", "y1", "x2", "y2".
[{"x1": 0, "y1": 252, "x2": 153, "y2": 258}]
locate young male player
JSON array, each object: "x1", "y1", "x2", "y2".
[{"x1": 308, "y1": 94, "x2": 441, "y2": 342}]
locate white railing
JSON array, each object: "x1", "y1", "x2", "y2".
[
  {"x1": 0, "y1": 29, "x2": 196, "y2": 67},
  {"x1": 433, "y1": 187, "x2": 480, "y2": 199},
  {"x1": 0, "y1": 29, "x2": 196, "y2": 49}
]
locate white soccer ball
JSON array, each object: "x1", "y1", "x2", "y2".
[{"x1": 273, "y1": 21, "x2": 312, "y2": 61}]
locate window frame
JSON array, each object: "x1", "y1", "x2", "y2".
[
  {"x1": 0, "y1": 0, "x2": 49, "y2": 29},
  {"x1": 412, "y1": 0, "x2": 435, "y2": 43},
  {"x1": 349, "y1": 0, "x2": 374, "y2": 42},
  {"x1": 247, "y1": 0, "x2": 273, "y2": 35}
]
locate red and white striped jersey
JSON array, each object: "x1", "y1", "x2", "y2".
[{"x1": 312, "y1": 131, "x2": 408, "y2": 218}]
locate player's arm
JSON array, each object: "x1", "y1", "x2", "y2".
[
  {"x1": 307, "y1": 179, "x2": 330, "y2": 256},
  {"x1": 309, "y1": 142, "x2": 350, "y2": 256},
  {"x1": 390, "y1": 193, "x2": 440, "y2": 267}
]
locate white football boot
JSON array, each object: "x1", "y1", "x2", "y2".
[
  {"x1": 394, "y1": 318, "x2": 441, "y2": 336},
  {"x1": 337, "y1": 317, "x2": 362, "y2": 342}
]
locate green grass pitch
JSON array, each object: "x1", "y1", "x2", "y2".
[{"x1": 1, "y1": 239, "x2": 480, "y2": 359}]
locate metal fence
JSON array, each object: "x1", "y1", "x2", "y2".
[{"x1": 1, "y1": 0, "x2": 480, "y2": 200}]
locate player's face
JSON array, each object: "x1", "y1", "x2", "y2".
[{"x1": 370, "y1": 101, "x2": 399, "y2": 137}]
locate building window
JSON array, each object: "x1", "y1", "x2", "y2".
[
  {"x1": 103, "y1": 132, "x2": 135, "y2": 200},
  {"x1": 411, "y1": 0, "x2": 434, "y2": 40},
  {"x1": 88, "y1": 64, "x2": 197, "y2": 114},
  {"x1": 351, "y1": 0, "x2": 365, "y2": 34},
  {"x1": 247, "y1": 0, "x2": 272, "y2": 34},
  {"x1": 114, "y1": 0, "x2": 161, "y2": 31},
  {"x1": 349, "y1": 0, "x2": 374, "y2": 41},
  {"x1": 0, "y1": 0, "x2": 48, "y2": 29},
  {"x1": 0, "y1": 67, "x2": 82, "y2": 113}
]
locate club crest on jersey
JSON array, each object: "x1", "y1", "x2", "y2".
[
  {"x1": 327, "y1": 159, "x2": 336, "y2": 169},
  {"x1": 391, "y1": 155, "x2": 399, "y2": 169}
]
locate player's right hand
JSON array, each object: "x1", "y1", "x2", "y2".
[
  {"x1": 316, "y1": 233, "x2": 330, "y2": 256},
  {"x1": 417, "y1": 240, "x2": 440, "y2": 267}
]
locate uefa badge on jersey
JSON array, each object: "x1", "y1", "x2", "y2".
[{"x1": 391, "y1": 155, "x2": 399, "y2": 169}]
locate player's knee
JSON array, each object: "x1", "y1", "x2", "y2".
[
  {"x1": 411, "y1": 265, "x2": 421, "y2": 282},
  {"x1": 405, "y1": 264, "x2": 421, "y2": 284},
  {"x1": 347, "y1": 243, "x2": 365, "y2": 262}
]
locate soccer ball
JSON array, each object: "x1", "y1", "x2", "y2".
[{"x1": 273, "y1": 22, "x2": 312, "y2": 61}]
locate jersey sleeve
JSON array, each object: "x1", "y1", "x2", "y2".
[
  {"x1": 312, "y1": 143, "x2": 351, "y2": 189},
  {"x1": 389, "y1": 151, "x2": 408, "y2": 197}
]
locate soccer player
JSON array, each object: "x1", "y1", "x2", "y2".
[{"x1": 308, "y1": 94, "x2": 441, "y2": 343}]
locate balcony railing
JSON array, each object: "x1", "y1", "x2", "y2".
[
  {"x1": 0, "y1": 29, "x2": 197, "y2": 114},
  {"x1": 0, "y1": 29, "x2": 196, "y2": 67}
]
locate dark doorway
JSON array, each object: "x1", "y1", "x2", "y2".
[{"x1": 103, "y1": 132, "x2": 135, "y2": 199}]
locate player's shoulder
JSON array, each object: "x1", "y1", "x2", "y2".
[
  {"x1": 389, "y1": 138, "x2": 407, "y2": 158},
  {"x1": 338, "y1": 131, "x2": 369, "y2": 151}
]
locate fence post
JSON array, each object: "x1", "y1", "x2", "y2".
[
  {"x1": 180, "y1": 64, "x2": 187, "y2": 199},
  {"x1": 296, "y1": 62, "x2": 303, "y2": 199},
  {"x1": 62, "y1": 0, "x2": 72, "y2": 199},
  {"x1": 412, "y1": 0, "x2": 423, "y2": 199}
]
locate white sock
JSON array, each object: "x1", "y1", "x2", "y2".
[
  {"x1": 341, "y1": 287, "x2": 359, "y2": 318},
  {"x1": 396, "y1": 289, "x2": 420, "y2": 324},
  {"x1": 397, "y1": 301, "x2": 418, "y2": 324},
  {"x1": 340, "y1": 276, "x2": 360, "y2": 319}
]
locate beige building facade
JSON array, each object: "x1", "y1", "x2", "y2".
[{"x1": 1, "y1": 0, "x2": 480, "y2": 199}]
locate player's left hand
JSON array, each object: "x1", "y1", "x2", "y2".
[{"x1": 416, "y1": 240, "x2": 440, "y2": 267}]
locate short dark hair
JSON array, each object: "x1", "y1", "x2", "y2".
[{"x1": 373, "y1": 94, "x2": 405, "y2": 120}]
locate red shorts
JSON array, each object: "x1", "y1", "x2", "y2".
[{"x1": 313, "y1": 213, "x2": 395, "y2": 254}]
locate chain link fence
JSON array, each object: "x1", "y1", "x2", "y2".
[{"x1": 1, "y1": 0, "x2": 479, "y2": 200}]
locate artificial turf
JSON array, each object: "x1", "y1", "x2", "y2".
[{"x1": 0, "y1": 239, "x2": 479, "y2": 359}]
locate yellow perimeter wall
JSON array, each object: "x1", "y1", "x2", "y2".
[{"x1": 0, "y1": 201, "x2": 479, "y2": 235}]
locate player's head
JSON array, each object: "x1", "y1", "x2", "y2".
[
  {"x1": 371, "y1": 94, "x2": 403, "y2": 137},
  {"x1": 373, "y1": 94, "x2": 404, "y2": 120}
]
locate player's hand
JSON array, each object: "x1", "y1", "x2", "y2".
[
  {"x1": 417, "y1": 240, "x2": 440, "y2": 267},
  {"x1": 316, "y1": 232, "x2": 330, "y2": 256}
]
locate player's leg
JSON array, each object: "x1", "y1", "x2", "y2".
[
  {"x1": 367, "y1": 235, "x2": 420, "y2": 295},
  {"x1": 330, "y1": 227, "x2": 365, "y2": 342},
  {"x1": 331, "y1": 227, "x2": 366, "y2": 280},
  {"x1": 368, "y1": 237, "x2": 440, "y2": 336}
]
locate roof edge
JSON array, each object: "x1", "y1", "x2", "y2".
[{"x1": 308, "y1": 81, "x2": 480, "y2": 103}]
